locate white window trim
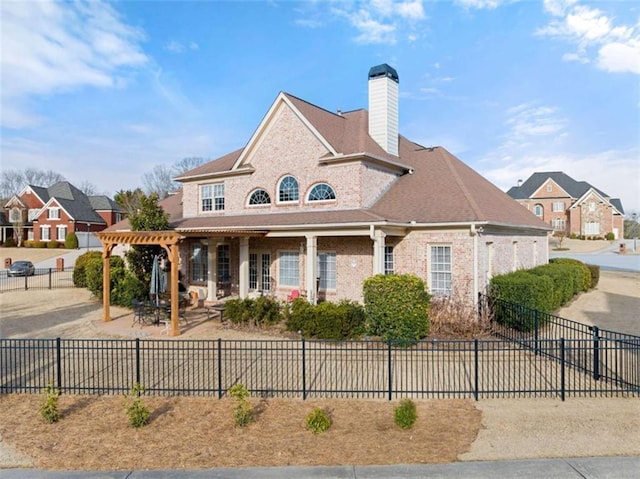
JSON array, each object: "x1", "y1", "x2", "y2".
[
  {"x1": 56, "y1": 225, "x2": 67, "y2": 241},
  {"x1": 277, "y1": 176, "x2": 300, "y2": 204},
  {"x1": 200, "y1": 183, "x2": 225, "y2": 213},
  {"x1": 48, "y1": 207, "x2": 60, "y2": 220},
  {"x1": 277, "y1": 250, "x2": 300, "y2": 288},
  {"x1": 428, "y1": 244, "x2": 452, "y2": 297},
  {"x1": 40, "y1": 225, "x2": 51, "y2": 241},
  {"x1": 552, "y1": 201, "x2": 564, "y2": 212},
  {"x1": 306, "y1": 183, "x2": 336, "y2": 203},
  {"x1": 247, "y1": 188, "x2": 272, "y2": 207},
  {"x1": 317, "y1": 251, "x2": 337, "y2": 291}
]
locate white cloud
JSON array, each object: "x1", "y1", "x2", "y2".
[
  {"x1": 165, "y1": 40, "x2": 200, "y2": 53},
  {"x1": 538, "y1": 1, "x2": 640, "y2": 75},
  {"x1": 504, "y1": 103, "x2": 567, "y2": 138},
  {"x1": 0, "y1": 0, "x2": 148, "y2": 129},
  {"x1": 455, "y1": 0, "x2": 506, "y2": 10}
]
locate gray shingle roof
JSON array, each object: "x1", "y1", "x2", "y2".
[{"x1": 507, "y1": 172, "x2": 609, "y2": 200}]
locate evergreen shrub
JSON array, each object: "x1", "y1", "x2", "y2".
[
  {"x1": 65, "y1": 231, "x2": 79, "y2": 249},
  {"x1": 284, "y1": 299, "x2": 366, "y2": 340},
  {"x1": 363, "y1": 274, "x2": 430, "y2": 342}
]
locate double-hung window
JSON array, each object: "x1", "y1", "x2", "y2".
[
  {"x1": 201, "y1": 184, "x2": 225, "y2": 212},
  {"x1": 317, "y1": 252, "x2": 336, "y2": 290},
  {"x1": 552, "y1": 201, "x2": 564, "y2": 212},
  {"x1": 41, "y1": 226, "x2": 51, "y2": 241},
  {"x1": 56, "y1": 226, "x2": 67, "y2": 241},
  {"x1": 278, "y1": 252, "x2": 299, "y2": 287},
  {"x1": 430, "y1": 245, "x2": 452, "y2": 297},
  {"x1": 48, "y1": 208, "x2": 60, "y2": 219}
]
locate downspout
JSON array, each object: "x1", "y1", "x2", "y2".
[{"x1": 470, "y1": 224, "x2": 478, "y2": 307}]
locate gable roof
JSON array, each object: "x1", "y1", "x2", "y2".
[
  {"x1": 507, "y1": 172, "x2": 608, "y2": 200},
  {"x1": 166, "y1": 92, "x2": 552, "y2": 232}
]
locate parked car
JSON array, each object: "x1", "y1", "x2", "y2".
[{"x1": 7, "y1": 260, "x2": 36, "y2": 277}]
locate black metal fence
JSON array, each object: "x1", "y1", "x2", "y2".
[
  {"x1": 0, "y1": 266, "x2": 75, "y2": 292},
  {"x1": 478, "y1": 293, "x2": 640, "y2": 393},
  {"x1": 1, "y1": 337, "x2": 638, "y2": 400}
]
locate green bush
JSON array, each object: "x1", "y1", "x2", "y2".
[
  {"x1": 284, "y1": 299, "x2": 366, "y2": 340},
  {"x1": 46, "y1": 240, "x2": 60, "y2": 249},
  {"x1": 549, "y1": 258, "x2": 591, "y2": 291},
  {"x1": 85, "y1": 255, "x2": 125, "y2": 300},
  {"x1": 111, "y1": 271, "x2": 147, "y2": 306},
  {"x1": 228, "y1": 384, "x2": 253, "y2": 427},
  {"x1": 225, "y1": 296, "x2": 282, "y2": 327},
  {"x1": 529, "y1": 263, "x2": 573, "y2": 310},
  {"x1": 65, "y1": 231, "x2": 79, "y2": 249},
  {"x1": 394, "y1": 399, "x2": 417, "y2": 430},
  {"x1": 605, "y1": 232, "x2": 615, "y2": 241},
  {"x1": 39, "y1": 383, "x2": 61, "y2": 424},
  {"x1": 490, "y1": 270, "x2": 555, "y2": 313},
  {"x1": 124, "y1": 383, "x2": 150, "y2": 428},
  {"x1": 586, "y1": 264, "x2": 600, "y2": 289},
  {"x1": 33, "y1": 241, "x2": 46, "y2": 248},
  {"x1": 73, "y1": 251, "x2": 102, "y2": 287},
  {"x1": 363, "y1": 274, "x2": 430, "y2": 342},
  {"x1": 306, "y1": 407, "x2": 332, "y2": 434},
  {"x1": 3, "y1": 237, "x2": 16, "y2": 247}
]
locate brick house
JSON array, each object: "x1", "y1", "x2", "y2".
[
  {"x1": 1, "y1": 181, "x2": 123, "y2": 245},
  {"x1": 109, "y1": 64, "x2": 551, "y2": 306},
  {"x1": 507, "y1": 172, "x2": 624, "y2": 239}
]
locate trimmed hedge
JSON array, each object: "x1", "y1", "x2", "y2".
[
  {"x1": 586, "y1": 264, "x2": 600, "y2": 289},
  {"x1": 363, "y1": 274, "x2": 430, "y2": 342},
  {"x1": 549, "y1": 257, "x2": 591, "y2": 291},
  {"x1": 73, "y1": 251, "x2": 102, "y2": 288},
  {"x1": 65, "y1": 232, "x2": 79, "y2": 249},
  {"x1": 285, "y1": 299, "x2": 366, "y2": 340}
]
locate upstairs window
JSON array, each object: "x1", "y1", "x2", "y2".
[
  {"x1": 201, "y1": 184, "x2": 225, "y2": 212},
  {"x1": 552, "y1": 201, "x2": 564, "y2": 212},
  {"x1": 278, "y1": 176, "x2": 299, "y2": 203},
  {"x1": 48, "y1": 208, "x2": 60, "y2": 219},
  {"x1": 248, "y1": 189, "x2": 271, "y2": 206},
  {"x1": 308, "y1": 183, "x2": 336, "y2": 202},
  {"x1": 533, "y1": 204, "x2": 543, "y2": 217}
]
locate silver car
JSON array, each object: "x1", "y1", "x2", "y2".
[{"x1": 7, "y1": 260, "x2": 36, "y2": 277}]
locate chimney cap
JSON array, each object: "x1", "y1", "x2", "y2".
[{"x1": 368, "y1": 64, "x2": 399, "y2": 83}]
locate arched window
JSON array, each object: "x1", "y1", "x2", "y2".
[
  {"x1": 248, "y1": 189, "x2": 271, "y2": 206},
  {"x1": 308, "y1": 183, "x2": 336, "y2": 202},
  {"x1": 278, "y1": 176, "x2": 299, "y2": 203},
  {"x1": 533, "y1": 204, "x2": 543, "y2": 217}
]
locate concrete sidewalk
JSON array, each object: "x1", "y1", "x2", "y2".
[{"x1": 2, "y1": 456, "x2": 639, "y2": 478}]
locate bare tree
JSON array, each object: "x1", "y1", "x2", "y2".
[
  {"x1": 142, "y1": 157, "x2": 207, "y2": 200},
  {"x1": 79, "y1": 180, "x2": 100, "y2": 196},
  {"x1": 142, "y1": 165, "x2": 175, "y2": 200},
  {"x1": 0, "y1": 168, "x2": 67, "y2": 198},
  {"x1": 173, "y1": 157, "x2": 206, "y2": 176}
]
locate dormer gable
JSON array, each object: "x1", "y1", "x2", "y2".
[
  {"x1": 531, "y1": 178, "x2": 571, "y2": 199},
  {"x1": 232, "y1": 92, "x2": 339, "y2": 170}
]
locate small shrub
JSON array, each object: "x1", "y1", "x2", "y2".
[
  {"x1": 586, "y1": 264, "x2": 600, "y2": 289},
  {"x1": 33, "y1": 241, "x2": 46, "y2": 248},
  {"x1": 46, "y1": 240, "x2": 60, "y2": 249},
  {"x1": 228, "y1": 384, "x2": 254, "y2": 427},
  {"x1": 284, "y1": 299, "x2": 366, "y2": 340},
  {"x1": 65, "y1": 232, "x2": 79, "y2": 249},
  {"x1": 225, "y1": 297, "x2": 282, "y2": 327},
  {"x1": 394, "y1": 399, "x2": 417, "y2": 430},
  {"x1": 124, "y1": 383, "x2": 150, "y2": 428},
  {"x1": 605, "y1": 232, "x2": 615, "y2": 241},
  {"x1": 39, "y1": 383, "x2": 61, "y2": 424},
  {"x1": 306, "y1": 407, "x2": 332, "y2": 434},
  {"x1": 73, "y1": 251, "x2": 102, "y2": 287},
  {"x1": 4, "y1": 237, "x2": 16, "y2": 247}
]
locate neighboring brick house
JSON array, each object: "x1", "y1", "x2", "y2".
[
  {"x1": 507, "y1": 172, "x2": 624, "y2": 239},
  {"x1": 109, "y1": 64, "x2": 551, "y2": 306},
  {"x1": 1, "y1": 181, "x2": 123, "y2": 245}
]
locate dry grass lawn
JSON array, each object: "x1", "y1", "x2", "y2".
[{"x1": 0, "y1": 394, "x2": 481, "y2": 470}]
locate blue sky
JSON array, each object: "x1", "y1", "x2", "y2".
[{"x1": 2, "y1": 0, "x2": 639, "y2": 213}]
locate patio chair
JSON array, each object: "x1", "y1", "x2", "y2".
[
  {"x1": 131, "y1": 299, "x2": 154, "y2": 328},
  {"x1": 286, "y1": 289, "x2": 300, "y2": 302}
]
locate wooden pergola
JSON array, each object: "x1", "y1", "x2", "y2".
[{"x1": 96, "y1": 231, "x2": 185, "y2": 336}]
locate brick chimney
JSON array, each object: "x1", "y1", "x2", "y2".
[{"x1": 368, "y1": 64, "x2": 399, "y2": 156}]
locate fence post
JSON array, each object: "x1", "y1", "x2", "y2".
[
  {"x1": 560, "y1": 338, "x2": 566, "y2": 401},
  {"x1": 217, "y1": 338, "x2": 222, "y2": 399},
  {"x1": 474, "y1": 339, "x2": 479, "y2": 401},
  {"x1": 534, "y1": 309, "x2": 539, "y2": 356},
  {"x1": 592, "y1": 326, "x2": 601, "y2": 381},
  {"x1": 387, "y1": 340, "x2": 392, "y2": 401},
  {"x1": 48, "y1": 268, "x2": 52, "y2": 290},
  {"x1": 135, "y1": 338, "x2": 140, "y2": 386},
  {"x1": 24, "y1": 274, "x2": 28, "y2": 291},
  {"x1": 302, "y1": 339, "x2": 306, "y2": 400},
  {"x1": 56, "y1": 338, "x2": 62, "y2": 392}
]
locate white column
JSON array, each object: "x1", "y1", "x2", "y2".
[
  {"x1": 239, "y1": 237, "x2": 249, "y2": 298},
  {"x1": 207, "y1": 239, "x2": 217, "y2": 301},
  {"x1": 372, "y1": 230, "x2": 386, "y2": 275},
  {"x1": 305, "y1": 235, "x2": 317, "y2": 304}
]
